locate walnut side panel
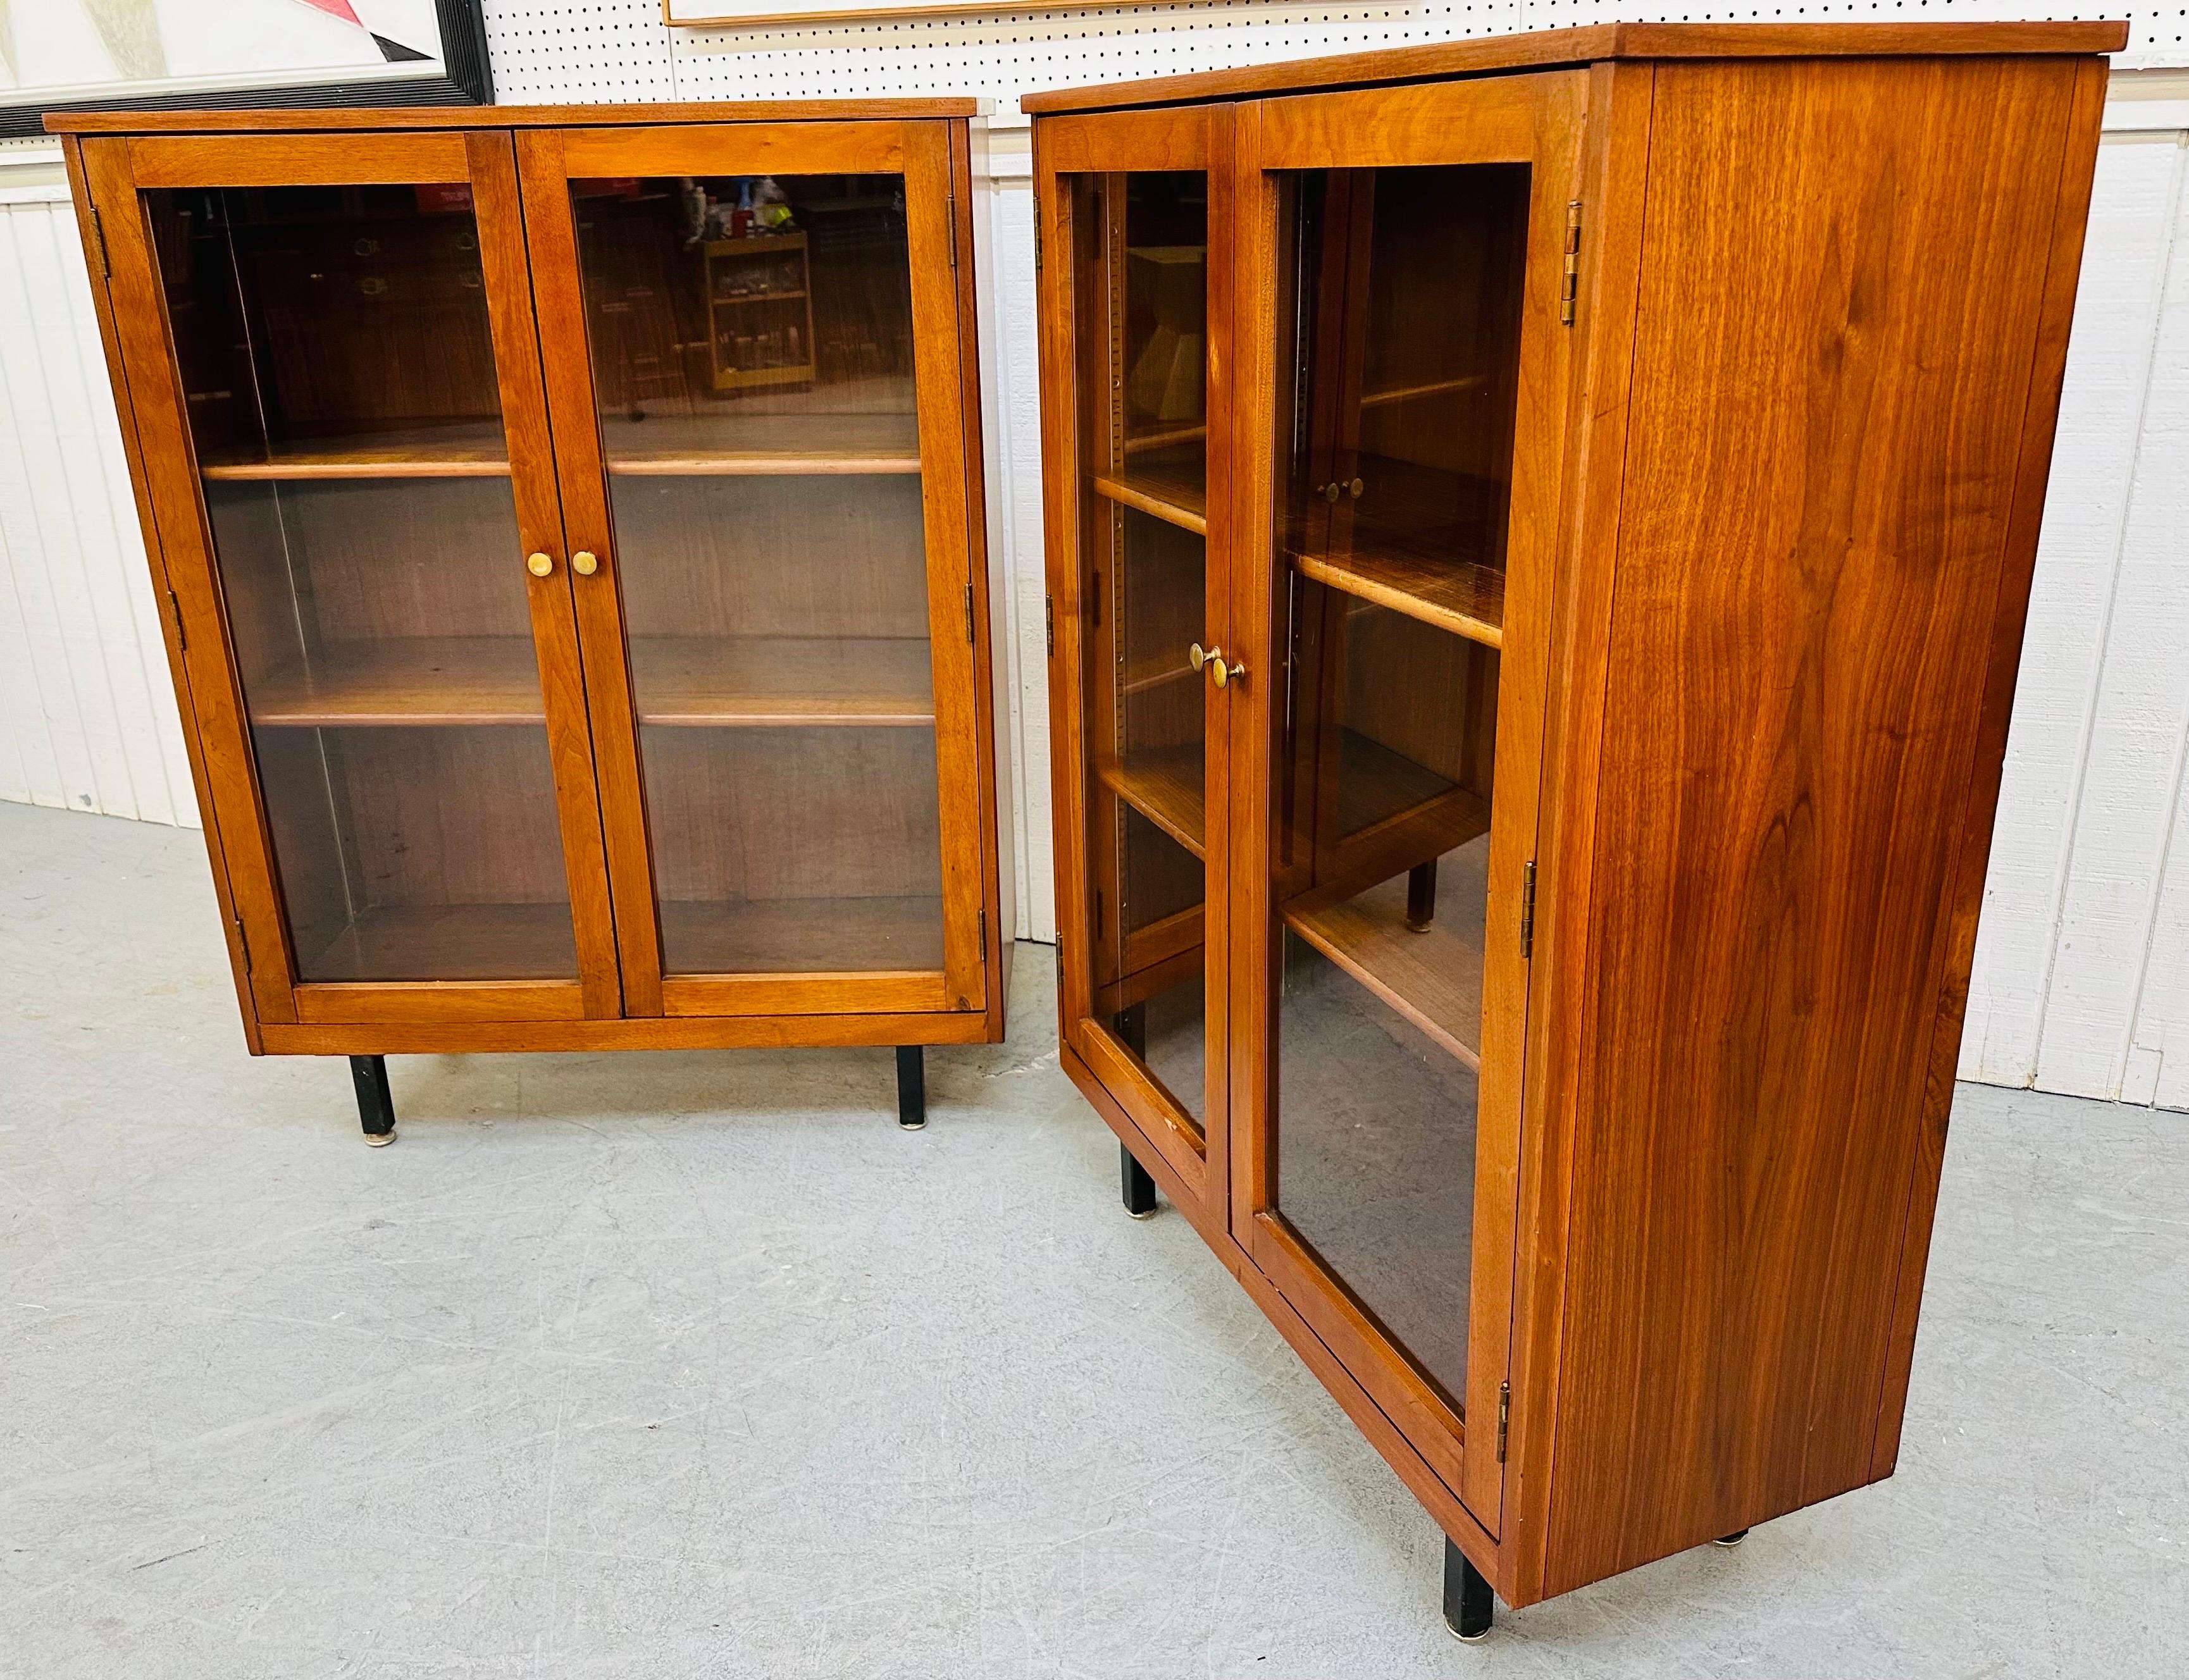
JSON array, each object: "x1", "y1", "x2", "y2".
[{"x1": 1545, "y1": 54, "x2": 2092, "y2": 1595}]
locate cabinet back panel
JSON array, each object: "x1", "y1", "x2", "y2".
[
  {"x1": 1549, "y1": 54, "x2": 2084, "y2": 1592},
  {"x1": 609, "y1": 476, "x2": 929, "y2": 641},
  {"x1": 638, "y1": 726, "x2": 944, "y2": 904}
]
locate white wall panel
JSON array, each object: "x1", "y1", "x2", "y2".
[{"x1": 0, "y1": 171, "x2": 192, "y2": 829}]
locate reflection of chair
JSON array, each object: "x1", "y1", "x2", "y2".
[{"x1": 1126, "y1": 246, "x2": 1206, "y2": 423}]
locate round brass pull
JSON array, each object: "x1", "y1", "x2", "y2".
[
  {"x1": 526, "y1": 552, "x2": 555, "y2": 578},
  {"x1": 1189, "y1": 641, "x2": 1212, "y2": 671},
  {"x1": 1211, "y1": 653, "x2": 1246, "y2": 689},
  {"x1": 571, "y1": 550, "x2": 599, "y2": 577},
  {"x1": 1320, "y1": 481, "x2": 1343, "y2": 503},
  {"x1": 1348, "y1": 477, "x2": 1365, "y2": 498}
]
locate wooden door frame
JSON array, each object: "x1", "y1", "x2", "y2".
[
  {"x1": 515, "y1": 120, "x2": 990, "y2": 1022},
  {"x1": 1225, "y1": 70, "x2": 1589, "y2": 1533},
  {"x1": 1036, "y1": 106, "x2": 1237, "y2": 1235},
  {"x1": 78, "y1": 129, "x2": 621, "y2": 1027}
]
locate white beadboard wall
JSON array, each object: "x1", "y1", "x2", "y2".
[{"x1": 0, "y1": 5, "x2": 2183, "y2": 1109}]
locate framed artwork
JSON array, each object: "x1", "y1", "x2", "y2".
[{"x1": 3, "y1": 0, "x2": 490, "y2": 137}]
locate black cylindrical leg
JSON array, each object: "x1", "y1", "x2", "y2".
[
  {"x1": 1121, "y1": 1143, "x2": 1158, "y2": 1219},
  {"x1": 350, "y1": 1054, "x2": 395, "y2": 1146},
  {"x1": 895, "y1": 1045, "x2": 926, "y2": 1130},
  {"x1": 1406, "y1": 860, "x2": 1439, "y2": 932},
  {"x1": 1112, "y1": 1003, "x2": 1146, "y2": 1058},
  {"x1": 1713, "y1": 1528, "x2": 1750, "y2": 1548},
  {"x1": 1442, "y1": 1538, "x2": 1493, "y2": 1642}
]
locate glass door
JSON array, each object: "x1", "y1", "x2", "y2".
[
  {"x1": 516, "y1": 122, "x2": 986, "y2": 1021},
  {"x1": 1038, "y1": 109, "x2": 1231, "y2": 1227},
  {"x1": 1234, "y1": 75, "x2": 1587, "y2": 1529},
  {"x1": 81, "y1": 132, "x2": 619, "y2": 1026}
]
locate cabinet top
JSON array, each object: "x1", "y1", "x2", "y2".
[
  {"x1": 45, "y1": 98, "x2": 984, "y2": 136},
  {"x1": 1019, "y1": 20, "x2": 2129, "y2": 116}
]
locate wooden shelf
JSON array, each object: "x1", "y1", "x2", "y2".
[
  {"x1": 301, "y1": 901, "x2": 578, "y2": 983},
  {"x1": 636, "y1": 637, "x2": 933, "y2": 727},
  {"x1": 1098, "y1": 741, "x2": 1206, "y2": 859},
  {"x1": 598, "y1": 412, "x2": 920, "y2": 476},
  {"x1": 1298, "y1": 550, "x2": 1504, "y2": 648},
  {"x1": 660, "y1": 894, "x2": 944, "y2": 975},
  {"x1": 199, "y1": 424, "x2": 509, "y2": 480},
  {"x1": 1091, "y1": 442, "x2": 1206, "y2": 535},
  {"x1": 712, "y1": 290, "x2": 809, "y2": 307},
  {"x1": 1289, "y1": 455, "x2": 1507, "y2": 648},
  {"x1": 1282, "y1": 843, "x2": 1489, "y2": 1070},
  {"x1": 249, "y1": 635, "x2": 934, "y2": 729},
  {"x1": 1336, "y1": 728, "x2": 1461, "y2": 837},
  {"x1": 197, "y1": 413, "x2": 923, "y2": 480}
]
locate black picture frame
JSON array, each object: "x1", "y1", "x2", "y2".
[{"x1": 6, "y1": 0, "x2": 492, "y2": 138}]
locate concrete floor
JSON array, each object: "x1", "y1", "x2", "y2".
[{"x1": 3, "y1": 800, "x2": 2184, "y2": 1679}]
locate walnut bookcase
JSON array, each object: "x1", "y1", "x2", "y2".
[
  {"x1": 1029, "y1": 21, "x2": 2121, "y2": 1630},
  {"x1": 51, "y1": 102, "x2": 1012, "y2": 1136}
]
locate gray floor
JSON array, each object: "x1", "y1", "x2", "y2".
[{"x1": 2, "y1": 801, "x2": 2184, "y2": 1680}]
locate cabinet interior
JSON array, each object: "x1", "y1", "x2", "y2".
[{"x1": 152, "y1": 171, "x2": 946, "y2": 984}]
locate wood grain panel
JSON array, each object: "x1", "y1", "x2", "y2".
[
  {"x1": 1546, "y1": 54, "x2": 2092, "y2": 1595},
  {"x1": 1019, "y1": 22, "x2": 2126, "y2": 114}
]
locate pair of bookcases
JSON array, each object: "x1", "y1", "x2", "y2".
[{"x1": 54, "y1": 18, "x2": 2119, "y2": 1628}]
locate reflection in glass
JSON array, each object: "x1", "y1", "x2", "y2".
[
  {"x1": 569, "y1": 173, "x2": 942, "y2": 975},
  {"x1": 1075, "y1": 170, "x2": 1212, "y2": 1130},
  {"x1": 151, "y1": 183, "x2": 576, "y2": 983},
  {"x1": 1270, "y1": 163, "x2": 1529, "y2": 1406}
]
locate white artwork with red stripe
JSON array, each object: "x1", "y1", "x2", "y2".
[{"x1": 0, "y1": 0, "x2": 453, "y2": 103}]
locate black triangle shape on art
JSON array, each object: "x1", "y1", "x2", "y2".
[{"x1": 373, "y1": 33, "x2": 431, "y2": 64}]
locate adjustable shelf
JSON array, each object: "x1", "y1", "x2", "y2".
[
  {"x1": 1282, "y1": 845, "x2": 1490, "y2": 1070},
  {"x1": 1289, "y1": 455, "x2": 1507, "y2": 648},
  {"x1": 1098, "y1": 742, "x2": 1206, "y2": 858},
  {"x1": 1091, "y1": 440, "x2": 1206, "y2": 535},
  {"x1": 248, "y1": 636, "x2": 935, "y2": 730},
  {"x1": 199, "y1": 414, "x2": 924, "y2": 481}
]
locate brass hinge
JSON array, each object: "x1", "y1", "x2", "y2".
[
  {"x1": 1496, "y1": 1381, "x2": 1511, "y2": 1463},
  {"x1": 1045, "y1": 595, "x2": 1055, "y2": 657},
  {"x1": 167, "y1": 588, "x2": 185, "y2": 653},
  {"x1": 1520, "y1": 860, "x2": 1537, "y2": 960},
  {"x1": 233, "y1": 915, "x2": 252, "y2": 973},
  {"x1": 1033, "y1": 213, "x2": 1043, "y2": 271},
  {"x1": 977, "y1": 907, "x2": 986, "y2": 947},
  {"x1": 1560, "y1": 201, "x2": 1582, "y2": 327},
  {"x1": 946, "y1": 187, "x2": 958, "y2": 269},
  {"x1": 89, "y1": 204, "x2": 110, "y2": 278},
  {"x1": 963, "y1": 583, "x2": 976, "y2": 644}
]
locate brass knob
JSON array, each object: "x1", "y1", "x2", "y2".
[
  {"x1": 526, "y1": 552, "x2": 554, "y2": 578},
  {"x1": 1322, "y1": 481, "x2": 1343, "y2": 503},
  {"x1": 1189, "y1": 642, "x2": 1211, "y2": 671},
  {"x1": 1212, "y1": 653, "x2": 1246, "y2": 689},
  {"x1": 572, "y1": 550, "x2": 599, "y2": 576},
  {"x1": 1348, "y1": 477, "x2": 1365, "y2": 498}
]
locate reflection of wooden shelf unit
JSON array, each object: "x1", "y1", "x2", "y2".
[
  {"x1": 706, "y1": 233, "x2": 817, "y2": 392},
  {"x1": 247, "y1": 636, "x2": 936, "y2": 731}
]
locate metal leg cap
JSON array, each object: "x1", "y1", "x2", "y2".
[
  {"x1": 1713, "y1": 1529, "x2": 1750, "y2": 1548},
  {"x1": 1445, "y1": 1621, "x2": 1488, "y2": 1644},
  {"x1": 897, "y1": 1117, "x2": 927, "y2": 1132},
  {"x1": 364, "y1": 1130, "x2": 396, "y2": 1147},
  {"x1": 1127, "y1": 1206, "x2": 1158, "y2": 1221}
]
